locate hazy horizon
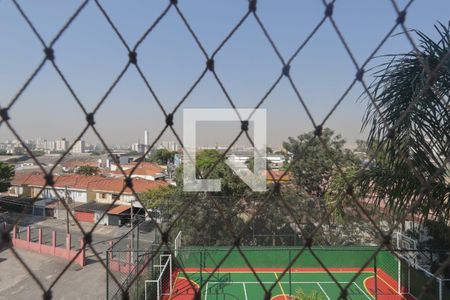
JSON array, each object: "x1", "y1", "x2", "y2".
[{"x1": 1, "y1": 0, "x2": 449, "y2": 149}]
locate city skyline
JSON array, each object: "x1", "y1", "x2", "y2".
[{"x1": 1, "y1": 1, "x2": 449, "y2": 148}]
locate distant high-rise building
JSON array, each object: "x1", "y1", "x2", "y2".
[
  {"x1": 47, "y1": 140, "x2": 56, "y2": 151},
  {"x1": 72, "y1": 140, "x2": 86, "y2": 153},
  {"x1": 131, "y1": 142, "x2": 145, "y2": 154},
  {"x1": 35, "y1": 138, "x2": 47, "y2": 150},
  {"x1": 160, "y1": 141, "x2": 178, "y2": 152},
  {"x1": 144, "y1": 130, "x2": 149, "y2": 146},
  {"x1": 55, "y1": 138, "x2": 69, "y2": 152}
]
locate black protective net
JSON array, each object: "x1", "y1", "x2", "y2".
[{"x1": 0, "y1": 1, "x2": 449, "y2": 300}]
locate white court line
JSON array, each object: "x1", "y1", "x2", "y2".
[
  {"x1": 243, "y1": 282, "x2": 248, "y2": 300},
  {"x1": 205, "y1": 282, "x2": 208, "y2": 300},
  {"x1": 317, "y1": 283, "x2": 331, "y2": 300},
  {"x1": 205, "y1": 281, "x2": 352, "y2": 284},
  {"x1": 353, "y1": 282, "x2": 372, "y2": 300}
]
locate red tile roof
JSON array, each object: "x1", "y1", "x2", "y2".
[
  {"x1": 110, "y1": 162, "x2": 165, "y2": 177},
  {"x1": 88, "y1": 178, "x2": 168, "y2": 194},
  {"x1": 108, "y1": 205, "x2": 130, "y2": 215},
  {"x1": 55, "y1": 174, "x2": 107, "y2": 189},
  {"x1": 11, "y1": 172, "x2": 168, "y2": 194},
  {"x1": 11, "y1": 172, "x2": 45, "y2": 186},
  {"x1": 62, "y1": 161, "x2": 99, "y2": 168},
  {"x1": 11, "y1": 172, "x2": 40, "y2": 186}
]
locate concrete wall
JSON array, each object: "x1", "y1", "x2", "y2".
[
  {"x1": 10, "y1": 225, "x2": 85, "y2": 267},
  {"x1": 9, "y1": 186, "x2": 31, "y2": 197}
]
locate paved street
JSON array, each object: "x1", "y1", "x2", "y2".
[
  {"x1": 0, "y1": 213, "x2": 158, "y2": 299},
  {"x1": 0, "y1": 248, "x2": 107, "y2": 300}
]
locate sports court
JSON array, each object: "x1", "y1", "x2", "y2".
[
  {"x1": 144, "y1": 247, "x2": 434, "y2": 300},
  {"x1": 168, "y1": 267, "x2": 411, "y2": 299}
]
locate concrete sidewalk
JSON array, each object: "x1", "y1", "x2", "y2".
[{"x1": 0, "y1": 248, "x2": 107, "y2": 300}]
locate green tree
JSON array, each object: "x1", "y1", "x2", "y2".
[
  {"x1": 32, "y1": 150, "x2": 45, "y2": 157},
  {"x1": 283, "y1": 128, "x2": 359, "y2": 198},
  {"x1": 140, "y1": 185, "x2": 180, "y2": 232},
  {"x1": 148, "y1": 149, "x2": 176, "y2": 165},
  {"x1": 282, "y1": 128, "x2": 362, "y2": 243},
  {"x1": 141, "y1": 149, "x2": 250, "y2": 245},
  {"x1": 76, "y1": 166, "x2": 99, "y2": 176},
  {"x1": 191, "y1": 149, "x2": 250, "y2": 196},
  {"x1": 141, "y1": 185, "x2": 176, "y2": 209},
  {"x1": 359, "y1": 22, "x2": 450, "y2": 221},
  {"x1": 246, "y1": 191, "x2": 298, "y2": 246},
  {"x1": 0, "y1": 162, "x2": 15, "y2": 192},
  {"x1": 179, "y1": 149, "x2": 250, "y2": 245},
  {"x1": 324, "y1": 164, "x2": 360, "y2": 223},
  {"x1": 354, "y1": 139, "x2": 368, "y2": 153}
]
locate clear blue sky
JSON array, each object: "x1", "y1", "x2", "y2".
[{"x1": 0, "y1": 0, "x2": 449, "y2": 148}]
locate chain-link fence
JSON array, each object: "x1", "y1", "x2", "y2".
[{"x1": 0, "y1": 0, "x2": 449, "y2": 299}]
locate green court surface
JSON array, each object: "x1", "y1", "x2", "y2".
[
  {"x1": 168, "y1": 269, "x2": 408, "y2": 300},
  {"x1": 145, "y1": 248, "x2": 434, "y2": 299}
]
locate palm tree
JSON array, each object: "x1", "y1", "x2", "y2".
[{"x1": 359, "y1": 22, "x2": 450, "y2": 222}]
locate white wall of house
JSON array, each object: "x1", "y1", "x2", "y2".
[
  {"x1": 95, "y1": 211, "x2": 109, "y2": 225},
  {"x1": 120, "y1": 194, "x2": 136, "y2": 203},
  {"x1": 130, "y1": 174, "x2": 165, "y2": 181},
  {"x1": 29, "y1": 187, "x2": 88, "y2": 203},
  {"x1": 9, "y1": 186, "x2": 23, "y2": 196},
  {"x1": 41, "y1": 187, "x2": 64, "y2": 199},
  {"x1": 67, "y1": 190, "x2": 88, "y2": 203},
  {"x1": 94, "y1": 191, "x2": 137, "y2": 205}
]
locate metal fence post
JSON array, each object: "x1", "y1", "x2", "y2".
[
  {"x1": 200, "y1": 250, "x2": 203, "y2": 288},
  {"x1": 289, "y1": 249, "x2": 292, "y2": 296},
  {"x1": 106, "y1": 250, "x2": 109, "y2": 300},
  {"x1": 374, "y1": 255, "x2": 378, "y2": 300}
]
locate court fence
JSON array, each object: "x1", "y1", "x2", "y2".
[
  {"x1": 400, "y1": 258, "x2": 450, "y2": 300},
  {"x1": 113, "y1": 245, "x2": 450, "y2": 300},
  {"x1": 172, "y1": 247, "x2": 449, "y2": 300},
  {"x1": 144, "y1": 254, "x2": 173, "y2": 300}
]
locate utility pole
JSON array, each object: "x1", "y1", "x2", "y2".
[
  {"x1": 64, "y1": 186, "x2": 70, "y2": 235},
  {"x1": 130, "y1": 199, "x2": 134, "y2": 263}
]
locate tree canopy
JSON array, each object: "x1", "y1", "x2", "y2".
[
  {"x1": 283, "y1": 128, "x2": 359, "y2": 198},
  {"x1": 359, "y1": 22, "x2": 450, "y2": 221},
  {"x1": 148, "y1": 148, "x2": 176, "y2": 165},
  {"x1": 0, "y1": 162, "x2": 15, "y2": 192},
  {"x1": 75, "y1": 166, "x2": 99, "y2": 176}
]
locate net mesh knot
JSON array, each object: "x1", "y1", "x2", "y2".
[
  {"x1": 128, "y1": 51, "x2": 137, "y2": 64},
  {"x1": 0, "y1": 108, "x2": 10, "y2": 121},
  {"x1": 248, "y1": 0, "x2": 257, "y2": 13},
  {"x1": 325, "y1": 3, "x2": 334, "y2": 17},
  {"x1": 44, "y1": 47, "x2": 55, "y2": 61},
  {"x1": 396, "y1": 10, "x2": 406, "y2": 24}
]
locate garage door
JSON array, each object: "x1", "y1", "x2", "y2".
[{"x1": 75, "y1": 211, "x2": 94, "y2": 223}]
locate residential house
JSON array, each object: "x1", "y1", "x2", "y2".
[
  {"x1": 89, "y1": 177, "x2": 168, "y2": 206},
  {"x1": 9, "y1": 173, "x2": 105, "y2": 203},
  {"x1": 7, "y1": 172, "x2": 168, "y2": 224},
  {"x1": 61, "y1": 160, "x2": 100, "y2": 173},
  {"x1": 9, "y1": 172, "x2": 36, "y2": 197},
  {"x1": 109, "y1": 162, "x2": 166, "y2": 181}
]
